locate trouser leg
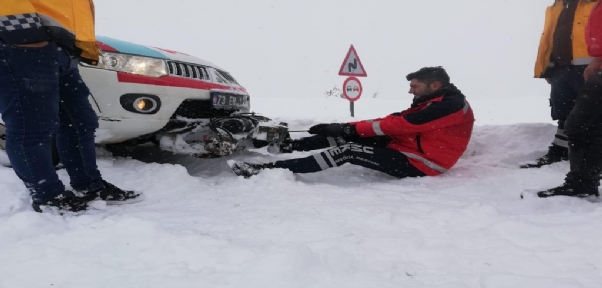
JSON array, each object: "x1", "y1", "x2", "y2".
[
  {"x1": 273, "y1": 143, "x2": 425, "y2": 178},
  {"x1": 564, "y1": 70, "x2": 602, "y2": 188},
  {"x1": 521, "y1": 66, "x2": 585, "y2": 169},
  {"x1": 552, "y1": 120, "x2": 569, "y2": 149},
  {"x1": 565, "y1": 136, "x2": 602, "y2": 188},
  {"x1": 549, "y1": 66, "x2": 586, "y2": 148},
  {"x1": 0, "y1": 42, "x2": 65, "y2": 202},
  {"x1": 549, "y1": 66, "x2": 585, "y2": 121},
  {"x1": 290, "y1": 135, "x2": 343, "y2": 151},
  {"x1": 292, "y1": 135, "x2": 392, "y2": 151},
  {"x1": 55, "y1": 50, "x2": 104, "y2": 192}
]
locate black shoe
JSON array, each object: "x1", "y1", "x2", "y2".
[
  {"x1": 521, "y1": 146, "x2": 568, "y2": 169},
  {"x1": 537, "y1": 183, "x2": 600, "y2": 198},
  {"x1": 228, "y1": 160, "x2": 272, "y2": 178},
  {"x1": 80, "y1": 181, "x2": 144, "y2": 205},
  {"x1": 32, "y1": 190, "x2": 88, "y2": 213}
]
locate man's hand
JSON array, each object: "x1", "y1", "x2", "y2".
[
  {"x1": 308, "y1": 123, "x2": 357, "y2": 138},
  {"x1": 308, "y1": 123, "x2": 331, "y2": 135},
  {"x1": 584, "y1": 57, "x2": 602, "y2": 81}
]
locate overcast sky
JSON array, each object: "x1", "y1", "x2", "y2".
[{"x1": 96, "y1": 0, "x2": 553, "y2": 101}]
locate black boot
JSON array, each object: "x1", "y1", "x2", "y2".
[
  {"x1": 79, "y1": 180, "x2": 143, "y2": 205},
  {"x1": 537, "y1": 182, "x2": 599, "y2": 198},
  {"x1": 521, "y1": 145, "x2": 568, "y2": 169},
  {"x1": 32, "y1": 190, "x2": 88, "y2": 213},
  {"x1": 538, "y1": 137, "x2": 602, "y2": 198}
]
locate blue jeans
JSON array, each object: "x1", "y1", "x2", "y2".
[{"x1": 0, "y1": 41, "x2": 104, "y2": 203}]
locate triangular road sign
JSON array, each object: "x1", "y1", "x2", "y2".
[{"x1": 338, "y1": 45, "x2": 367, "y2": 77}]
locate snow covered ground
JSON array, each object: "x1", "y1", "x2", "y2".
[{"x1": 1, "y1": 96, "x2": 602, "y2": 288}]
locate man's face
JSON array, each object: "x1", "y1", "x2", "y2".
[{"x1": 408, "y1": 79, "x2": 438, "y2": 98}]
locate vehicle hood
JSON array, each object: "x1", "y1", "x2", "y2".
[{"x1": 96, "y1": 36, "x2": 225, "y2": 70}]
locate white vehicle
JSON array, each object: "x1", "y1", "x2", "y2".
[{"x1": 0, "y1": 36, "x2": 287, "y2": 162}]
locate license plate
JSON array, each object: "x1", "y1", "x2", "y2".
[{"x1": 211, "y1": 92, "x2": 249, "y2": 109}]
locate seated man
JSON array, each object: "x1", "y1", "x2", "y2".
[{"x1": 228, "y1": 67, "x2": 475, "y2": 179}]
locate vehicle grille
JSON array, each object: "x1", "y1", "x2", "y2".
[
  {"x1": 171, "y1": 99, "x2": 237, "y2": 119},
  {"x1": 167, "y1": 61, "x2": 210, "y2": 80},
  {"x1": 216, "y1": 70, "x2": 239, "y2": 84}
]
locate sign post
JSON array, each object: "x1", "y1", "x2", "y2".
[
  {"x1": 342, "y1": 77, "x2": 363, "y2": 117},
  {"x1": 338, "y1": 45, "x2": 367, "y2": 117}
]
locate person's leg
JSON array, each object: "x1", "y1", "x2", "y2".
[
  {"x1": 523, "y1": 67, "x2": 583, "y2": 168},
  {"x1": 539, "y1": 136, "x2": 602, "y2": 198},
  {"x1": 550, "y1": 119, "x2": 569, "y2": 152},
  {"x1": 0, "y1": 42, "x2": 65, "y2": 202},
  {"x1": 278, "y1": 134, "x2": 391, "y2": 152},
  {"x1": 539, "y1": 70, "x2": 602, "y2": 197},
  {"x1": 565, "y1": 136, "x2": 602, "y2": 190},
  {"x1": 55, "y1": 49, "x2": 104, "y2": 192},
  {"x1": 233, "y1": 143, "x2": 425, "y2": 178},
  {"x1": 566, "y1": 65, "x2": 587, "y2": 96},
  {"x1": 565, "y1": 70, "x2": 602, "y2": 190},
  {"x1": 549, "y1": 67, "x2": 577, "y2": 144},
  {"x1": 269, "y1": 134, "x2": 339, "y2": 154},
  {"x1": 550, "y1": 66, "x2": 586, "y2": 148},
  {"x1": 286, "y1": 134, "x2": 349, "y2": 152},
  {"x1": 550, "y1": 66, "x2": 584, "y2": 122},
  {"x1": 564, "y1": 69, "x2": 602, "y2": 135},
  {"x1": 54, "y1": 50, "x2": 142, "y2": 204}
]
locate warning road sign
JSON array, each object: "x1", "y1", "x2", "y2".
[
  {"x1": 343, "y1": 77, "x2": 363, "y2": 102},
  {"x1": 338, "y1": 45, "x2": 367, "y2": 77}
]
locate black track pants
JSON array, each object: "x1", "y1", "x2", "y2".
[
  {"x1": 273, "y1": 135, "x2": 426, "y2": 178},
  {"x1": 564, "y1": 71, "x2": 602, "y2": 188},
  {"x1": 565, "y1": 136, "x2": 602, "y2": 188}
]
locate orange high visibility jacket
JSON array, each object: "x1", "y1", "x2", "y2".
[
  {"x1": 534, "y1": 0, "x2": 598, "y2": 78},
  {"x1": 0, "y1": 0, "x2": 99, "y2": 64}
]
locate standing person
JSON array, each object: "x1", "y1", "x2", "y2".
[
  {"x1": 0, "y1": 0, "x2": 142, "y2": 213},
  {"x1": 228, "y1": 67, "x2": 475, "y2": 179},
  {"x1": 538, "y1": 2, "x2": 602, "y2": 198},
  {"x1": 522, "y1": 0, "x2": 599, "y2": 169}
]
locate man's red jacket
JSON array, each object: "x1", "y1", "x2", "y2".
[
  {"x1": 352, "y1": 85, "x2": 475, "y2": 176},
  {"x1": 586, "y1": 2, "x2": 602, "y2": 58}
]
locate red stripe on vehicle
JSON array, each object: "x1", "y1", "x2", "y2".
[
  {"x1": 96, "y1": 41, "x2": 119, "y2": 52},
  {"x1": 153, "y1": 47, "x2": 190, "y2": 56},
  {"x1": 117, "y1": 72, "x2": 245, "y2": 92}
]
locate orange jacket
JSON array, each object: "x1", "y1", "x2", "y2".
[
  {"x1": 534, "y1": 0, "x2": 598, "y2": 77},
  {"x1": 0, "y1": 0, "x2": 99, "y2": 64}
]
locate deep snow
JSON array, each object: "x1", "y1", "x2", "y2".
[{"x1": 1, "y1": 96, "x2": 602, "y2": 288}]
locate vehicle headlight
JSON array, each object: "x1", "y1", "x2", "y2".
[{"x1": 97, "y1": 52, "x2": 168, "y2": 78}]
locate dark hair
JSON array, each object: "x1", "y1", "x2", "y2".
[{"x1": 405, "y1": 66, "x2": 450, "y2": 86}]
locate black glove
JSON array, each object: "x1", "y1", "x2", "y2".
[
  {"x1": 309, "y1": 123, "x2": 357, "y2": 138},
  {"x1": 308, "y1": 123, "x2": 331, "y2": 135}
]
